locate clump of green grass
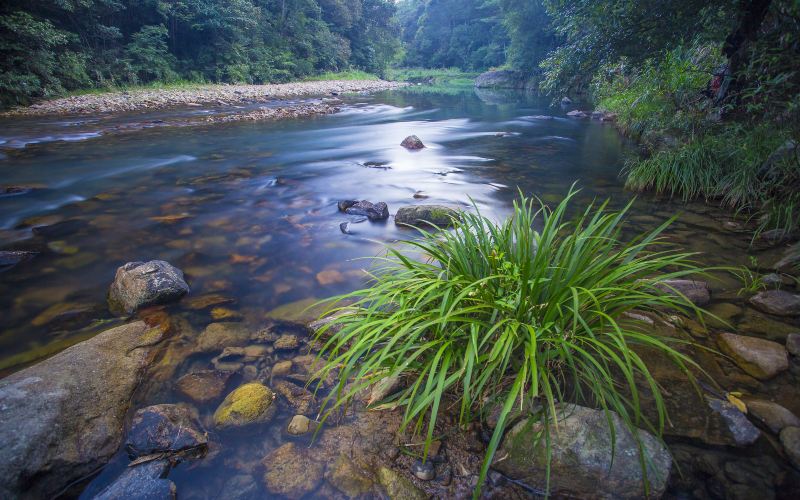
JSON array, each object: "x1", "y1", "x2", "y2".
[
  {"x1": 302, "y1": 70, "x2": 379, "y2": 82},
  {"x1": 312, "y1": 188, "x2": 708, "y2": 497}
]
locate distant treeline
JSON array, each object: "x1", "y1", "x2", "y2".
[{"x1": 0, "y1": 0, "x2": 400, "y2": 107}]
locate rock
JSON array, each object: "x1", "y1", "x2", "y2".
[
  {"x1": 273, "y1": 380, "x2": 316, "y2": 414},
  {"x1": 749, "y1": 290, "x2": 800, "y2": 317},
  {"x1": 787, "y1": 333, "x2": 800, "y2": 356},
  {"x1": 30, "y1": 301, "x2": 99, "y2": 328},
  {"x1": 271, "y1": 360, "x2": 293, "y2": 377},
  {"x1": 560, "y1": 96, "x2": 572, "y2": 105},
  {"x1": 774, "y1": 242, "x2": 800, "y2": 274},
  {"x1": 273, "y1": 334, "x2": 300, "y2": 351},
  {"x1": 0, "y1": 250, "x2": 37, "y2": 269},
  {"x1": 395, "y1": 205, "x2": 460, "y2": 228},
  {"x1": 411, "y1": 460, "x2": 435, "y2": 481},
  {"x1": 287, "y1": 415, "x2": 311, "y2": 435},
  {"x1": 367, "y1": 375, "x2": 402, "y2": 406},
  {"x1": 211, "y1": 347, "x2": 247, "y2": 372},
  {"x1": 326, "y1": 454, "x2": 374, "y2": 497},
  {"x1": 261, "y1": 443, "x2": 325, "y2": 497},
  {"x1": 197, "y1": 322, "x2": 250, "y2": 352},
  {"x1": 126, "y1": 404, "x2": 207, "y2": 458},
  {"x1": 780, "y1": 427, "x2": 800, "y2": 470},
  {"x1": 758, "y1": 140, "x2": 797, "y2": 182},
  {"x1": 400, "y1": 135, "x2": 425, "y2": 150},
  {"x1": 717, "y1": 332, "x2": 789, "y2": 380},
  {"x1": 706, "y1": 398, "x2": 761, "y2": 446},
  {"x1": 744, "y1": 399, "x2": 800, "y2": 434},
  {"x1": 376, "y1": 466, "x2": 427, "y2": 500},
  {"x1": 308, "y1": 309, "x2": 355, "y2": 339},
  {"x1": 94, "y1": 460, "x2": 175, "y2": 500},
  {"x1": 176, "y1": 370, "x2": 232, "y2": 402},
  {"x1": 339, "y1": 200, "x2": 390, "y2": 220},
  {"x1": 654, "y1": 279, "x2": 711, "y2": 306},
  {"x1": 493, "y1": 404, "x2": 672, "y2": 499},
  {"x1": 474, "y1": 70, "x2": 527, "y2": 89},
  {"x1": 108, "y1": 260, "x2": 189, "y2": 315},
  {"x1": 0, "y1": 321, "x2": 166, "y2": 499},
  {"x1": 762, "y1": 273, "x2": 784, "y2": 288},
  {"x1": 213, "y1": 383, "x2": 276, "y2": 428},
  {"x1": 566, "y1": 110, "x2": 589, "y2": 118}
]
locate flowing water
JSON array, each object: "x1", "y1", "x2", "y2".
[{"x1": 1, "y1": 87, "x2": 798, "y2": 498}]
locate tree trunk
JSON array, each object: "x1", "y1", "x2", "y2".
[{"x1": 716, "y1": 0, "x2": 773, "y2": 103}]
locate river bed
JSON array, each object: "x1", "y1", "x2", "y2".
[{"x1": 1, "y1": 87, "x2": 798, "y2": 498}]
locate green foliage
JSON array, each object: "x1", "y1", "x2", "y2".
[
  {"x1": 313, "y1": 188, "x2": 707, "y2": 496},
  {"x1": 304, "y1": 70, "x2": 379, "y2": 81},
  {"x1": 125, "y1": 25, "x2": 177, "y2": 84},
  {"x1": 499, "y1": 0, "x2": 558, "y2": 74}
]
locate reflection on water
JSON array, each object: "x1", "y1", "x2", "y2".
[{"x1": 1, "y1": 88, "x2": 798, "y2": 498}]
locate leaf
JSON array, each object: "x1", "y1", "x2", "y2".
[{"x1": 726, "y1": 392, "x2": 747, "y2": 414}]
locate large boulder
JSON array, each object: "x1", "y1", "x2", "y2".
[
  {"x1": 654, "y1": 279, "x2": 711, "y2": 306},
  {"x1": 474, "y1": 70, "x2": 528, "y2": 89},
  {"x1": 717, "y1": 332, "x2": 789, "y2": 380},
  {"x1": 395, "y1": 205, "x2": 460, "y2": 228},
  {"x1": 93, "y1": 460, "x2": 175, "y2": 500},
  {"x1": 0, "y1": 321, "x2": 166, "y2": 499},
  {"x1": 108, "y1": 260, "x2": 189, "y2": 315},
  {"x1": 748, "y1": 290, "x2": 800, "y2": 317},
  {"x1": 338, "y1": 200, "x2": 389, "y2": 221},
  {"x1": 213, "y1": 382, "x2": 277, "y2": 428},
  {"x1": 493, "y1": 404, "x2": 672, "y2": 499}
]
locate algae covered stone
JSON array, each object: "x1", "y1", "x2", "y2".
[
  {"x1": 326, "y1": 454, "x2": 374, "y2": 497},
  {"x1": 395, "y1": 205, "x2": 460, "y2": 228},
  {"x1": 261, "y1": 442, "x2": 325, "y2": 497},
  {"x1": 213, "y1": 383, "x2": 276, "y2": 428},
  {"x1": 376, "y1": 466, "x2": 427, "y2": 500}
]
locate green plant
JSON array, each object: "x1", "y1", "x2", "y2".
[
  {"x1": 312, "y1": 188, "x2": 708, "y2": 497},
  {"x1": 734, "y1": 266, "x2": 767, "y2": 295}
]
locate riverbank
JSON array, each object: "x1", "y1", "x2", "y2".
[{"x1": 2, "y1": 80, "x2": 407, "y2": 117}]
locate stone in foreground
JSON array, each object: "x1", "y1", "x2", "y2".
[
  {"x1": 749, "y1": 289, "x2": 800, "y2": 317},
  {"x1": 338, "y1": 200, "x2": 390, "y2": 221},
  {"x1": 262, "y1": 442, "x2": 325, "y2": 497},
  {"x1": 395, "y1": 205, "x2": 460, "y2": 228},
  {"x1": 213, "y1": 382, "x2": 276, "y2": 428},
  {"x1": 109, "y1": 260, "x2": 189, "y2": 315},
  {"x1": 717, "y1": 332, "x2": 789, "y2": 380},
  {"x1": 0, "y1": 321, "x2": 166, "y2": 499},
  {"x1": 400, "y1": 135, "x2": 425, "y2": 150},
  {"x1": 745, "y1": 399, "x2": 800, "y2": 434},
  {"x1": 493, "y1": 404, "x2": 672, "y2": 499},
  {"x1": 126, "y1": 403, "x2": 208, "y2": 458},
  {"x1": 654, "y1": 279, "x2": 711, "y2": 306},
  {"x1": 94, "y1": 460, "x2": 175, "y2": 500}
]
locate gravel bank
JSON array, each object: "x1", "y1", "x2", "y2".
[{"x1": 5, "y1": 80, "x2": 407, "y2": 116}]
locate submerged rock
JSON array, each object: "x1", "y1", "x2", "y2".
[
  {"x1": 749, "y1": 290, "x2": 800, "y2": 317},
  {"x1": 213, "y1": 383, "x2": 276, "y2": 428},
  {"x1": 787, "y1": 333, "x2": 800, "y2": 356},
  {"x1": 654, "y1": 279, "x2": 711, "y2": 306},
  {"x1": 781, "y1": 427, "x2": 800, "y2": 470},
  {"x1": 376, "y1": 466, "x2": 427, "y2": 500},
  {"x1": 261, "y1": 442, "x2": 325, "y2": 497},
  {"x1": 0, "y1": 250, "x2": 37, "y2": 269},
  {"x1": 774, "y1": 242, "x2": 800, "y2": 275},
  {"x1": 94, "y1": 460, "x2": 175, "y2": 500},
  {"x1": 493, "y1": 404, "x2": 672, "y2": 499},
  {"x1": 717, "y1": 332, "x2": 789, "y2": 380},
  {"x1": 706, "y1": 398, "x2": 760, "y2": 446},
  {"x1": 338, "y1": 200, "x2": 390, "y2": 220},
  {"x1": 326, "y1": 454, "x2": 374, "y2": 497},
  {"x1": 197, "y1": 322, "x2": 250, "y2": 352},
  {"x1": 411, "y1": 460, "x2": 435, "y2": 481},
  {"x1": 0, "y1": 321, "x2": 166, "y2": 499},
  {"x1": 395, "y1": 205, "x2": 460, "y2": 227},
  {"x1": 108, "y1": 260, "x2": 189, "y2": 315},
  {"x1": 287, "y1": 414, "x2": 311, "y2": 435},
  {"x1": 175, "y1": 370, "x2": 232, "y2": 403},
  {"x1": 745, "y1": 399, "x2": 800, "y2": 434},
  {"x1": 400, "y1": 135, "x2": 425, "y2": 150},
  {"x1": 126, "y1": 404, "x2": 207, "y2": 458}
]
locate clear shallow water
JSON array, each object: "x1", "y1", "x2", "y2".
[{"x1": 1, "y1": 88, "x2": 798, "y2": 498}]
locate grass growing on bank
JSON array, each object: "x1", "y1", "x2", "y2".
[
  {"x1": 312, "y1": 188, "x2": 708, "y2": 497},
  {"x1": 302, "y1": 70, "x2": 380, "y2": 81},
  {"x1": 386, "y1": 67, "x2": 480, "y2": 86}
]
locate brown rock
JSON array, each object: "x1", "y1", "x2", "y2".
[
  {"x1": 745, "y1": 399, "x2": 800, "y2": 433},
  {"x1": 654, "y1": 279, "x2": 711, "y2": 306},
  {"x1": 749, "y1": 289, "x2": 800, "y2": 317},
  {"x1": 175, "y1": 370, "x2": 232, "y2": 403},
  {"x1": 717, "y1": 332, "x2": 789, "y2": 380},
  {"x1": 262, "y1": 443, "x2": 325, "y2": 497}
]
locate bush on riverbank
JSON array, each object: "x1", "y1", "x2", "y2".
[{"x1": 313, "y1": 189, "x2": 708, "y2": 496}]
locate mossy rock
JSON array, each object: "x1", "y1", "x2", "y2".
[
  {"x1": 261, "y1": 442, "x2": 325, "y2": 497},
  {"x1": 394, "y1": 205, "x2": 461, "y2": 228},
  {"x1": 213, "y1": 383, "x2": 276, "y2": 428},
  {"x1": 325, "y1": 454, "x2": 374, "y2": 497}
]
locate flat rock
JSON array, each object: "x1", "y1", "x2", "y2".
[
  {"x1": 0, "y1": 321, "x2": 166, "y2": 499},
  {"x1": 175, "y1": 370, "x2": 232, "y2": 403},
  {"x1": 654, "y1": 279, "x2": 711, "y2": 306},
  {"x1": 717, "y1": 332, "x2": 789, "y2": 380},
  {"x1": 706, "y1": 398, "x2": 760, "y2": 446},
  {"x1": 109, "y1": 260, "x2": 189, "y2": 315},
  {"x1": 400, "y1": 135, "x2": 425, "y2": 150},
  {"x1": 749, "y1": 290, "x2": 800, "y2": 317},
  {"x1": 213, "y1": 383, "x2": 276, "y2": 428},
  {"x1": 125, "y1": 404, "x2": 207, "y2": 458},
  {"x1": 261, "y1": 442, "x2": 325, "y2": 497},
  {"x1": 781, "y1": 427, "x2": 800, "y2": 470},
  {"x1": 197, "y1": 322, "x2": 250, "y2": 352},
  {"x1": 94, "y1": 460, "x2": 175, "y2": 500},
  {"x1": 493, "y1": 404, "x2": 672, "y2": 499},
  {"x1": 395, "y1": 205, "x2": 460, "y2": 228},
  {"x1": 744, "y1": 399, "x2": 800, "y2": 434}
]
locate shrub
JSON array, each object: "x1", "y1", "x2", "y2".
[{"x1": 312, "y1": 188, "x2": 708, "y2": 497}]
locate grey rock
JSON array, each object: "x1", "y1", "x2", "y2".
[
  {"x1": 717, "y1": 332, "x2": 789, "y2": 380},
  {"x1": 780, "y1": 426, "x2": 800, "y2": 470},
  {"x1": 787, "y1": 333, "x2": 800, "y2": 356},
  {"x1": 706, "y1": 398, "x2": 760, "y2": 446},
  {"x1": 94, "y1": 460, "x2": 175, "y2": 500},
  {"x1": 758, "y1": 140, "x2": 798, "y2": 182},
  {"x1": 493, "y1": 404, "x2": 672, "y2": 499},
  {"x1": 560, "y1": 96, "x2": 572, "y2": 105},
  {"x1": 395, "y1": 205, "x2": 460, "y2": 228},
  {"x1": 745, "y1": 399, "x2": 800, "y2": 434},
  {"x1": 108, "y1": 260, "x2": 189, "y2": 315},
  {"x1": 762, "y1": 273, "x2": 784, "y2": 288},
  {"x1": 474, "y1": 70, "x2": 528, "y2": 89},
  {"x1": 287, "y1": 414, "x2": 311, "y2": 435},
  {"x1": 749, "y1": 290, "x2": 800, "y2": 317},
  {"x1": 774, "y1": 242, "x2": 800, "y2": 275},
  {"x1": 125, "y1": 404, "x2": 207, "y2": 458},
  {"x1": 654, "y1": 279, "x2": 711, "y2": 306},
  {"x1": 400, "y1": 135, "x2": 425, "y2": 150},
  {"x1": 0, "y1": 250, "x2": 37, "y2": 269},
  {"x1": 0, "y1": 322, "x2": 166, "y2": 499},
  {"x1": 566, "y1": 110, "x2": 589, "y2": 118},
  {"x1": 411, "y1": 460, "x2": 435, "y2": 481},
  {"x1": 338, "y1": 200, "x2": 390, "y2": 221}
]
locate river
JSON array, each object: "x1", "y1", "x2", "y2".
[{"x1": 1, "y1": 87, "x2": 798, "y2": 498}]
